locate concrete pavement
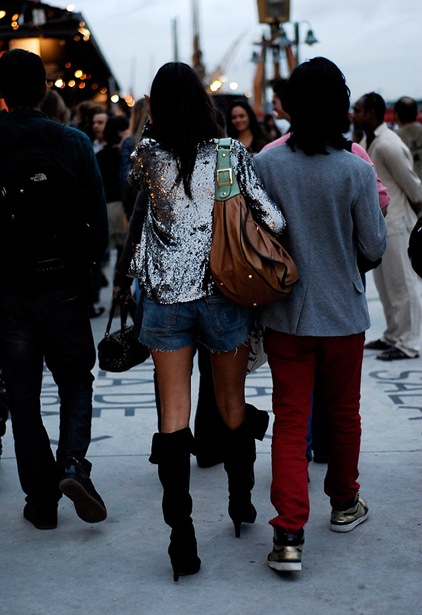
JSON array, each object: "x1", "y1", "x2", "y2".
[{"x1": 0, "y1": 271, "x2": 421, "y2": 615}]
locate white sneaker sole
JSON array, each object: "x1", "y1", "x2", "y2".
[
  {"x1": 330, "y1": 510, "x2": 369, "y2": 533},
  {"x1": 267, "y1": 560, "x2": 302, "y2": 572}
]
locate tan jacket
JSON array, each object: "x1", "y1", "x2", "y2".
[{"x1": 368, "y1": 123, "x2": 422, "y2": 236}]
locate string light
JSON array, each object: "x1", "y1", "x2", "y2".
[{"x1": 0, "y1": 4, "x2": 118, "y2": 103}]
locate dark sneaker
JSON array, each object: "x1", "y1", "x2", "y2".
[
  {"x1": 267, "y1": 527, "x2": 304, "y2": 572},
  {"x1": 364, "y1": 339, "x2": 391, "y2": 350},
  {"x1": 23, "y1": 502, "x2": 58, "y2": 530},
  {"x1": 59, "y1": 460, "x2": 107, "y2": 524},
  {"x1": 330, "y1": 494, "x2": 368, "y2": 532},
  {"x1": 312, "y1": 451, "x2": 330, "y2": 464},
  {"x1": 0, "y1": 416, "x2": 6, "y2": 438}
]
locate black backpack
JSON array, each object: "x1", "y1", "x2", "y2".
[
  {"x1": 0, "y1": 122, "x2": 89, "y2": 279},
  {"x1": 408, "y1": 217, "x2": 422, "y2": 278}
]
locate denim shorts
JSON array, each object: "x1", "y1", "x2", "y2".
[{"x1": 140, "y1": 295, "x2": 253, "y2": 352}]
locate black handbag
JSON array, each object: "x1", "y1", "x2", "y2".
[{"x1": 97, "y1": 298, "x2": 150, "y2": 372}]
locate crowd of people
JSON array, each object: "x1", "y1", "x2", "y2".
[{"x1": 0, "y1": 47, "x2": 421, "y2": 582}]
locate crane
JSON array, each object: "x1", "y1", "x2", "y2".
[
  {"x1": 191, "y1": 0, "x2": 206, "y2": 81},
  {"x1": 207, "y1": 31, "x2": 248, "y2": 93}
]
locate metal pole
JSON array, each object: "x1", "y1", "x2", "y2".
[
  {"x1": 129, "y1": 56, "x2": 136, "y2": 97},
  {"x1": 172, "y1": 18, "x2": 179, "y2": 62},
  {"x1": 294, "y1": 22, "x2": 300, "y2": 65}
]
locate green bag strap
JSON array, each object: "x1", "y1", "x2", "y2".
[{"x1": 215, "y1": 138, "x2": 240, "y2": 201}]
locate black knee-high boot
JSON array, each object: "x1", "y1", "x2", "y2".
[
  {"x1": 194, "y1": 346, "x2": 224, "y2": 468},
  {"x1": 150, "y1": 428, "x2": 201, "y2": 582},
  {"x1": 222, "y1": 405, "x2": 269, "y2": 538}
]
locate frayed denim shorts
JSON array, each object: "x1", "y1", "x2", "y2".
[{"x1": 140, "y1": 295, "x2": 253, "y2": 352}]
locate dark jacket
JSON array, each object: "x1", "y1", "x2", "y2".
[{"x1": 0, "y1": 108, "x2": 108, "y2": 290}]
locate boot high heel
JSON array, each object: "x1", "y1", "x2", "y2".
[
  {"x1": 230, "y1": 501, "x2": 257, "y2": 538},
  {"x1": 223, "y1": 419, "x2": 258, "y2": 538},
  {"x1": 168, "y1": 527, "x2": 201, "y2": 582}
]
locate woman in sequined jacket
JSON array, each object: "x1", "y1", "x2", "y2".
[{"x1": 116, "y1": 62, "x2": 285, "y2": 582}]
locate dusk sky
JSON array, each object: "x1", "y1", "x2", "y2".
[{"x1": 63, "y1": 0, "x2": 421, "y2": 104}]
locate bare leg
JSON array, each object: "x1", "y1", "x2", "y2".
[
  {"x1": 210, "y1": 342, "x2": 250, "y2": 429},
  {"x1": 150, "y1": 343, "x2": 200, "y2": 579},
  {"x1": 151, "y1": 344, "x2": 195, "y2": 433}
]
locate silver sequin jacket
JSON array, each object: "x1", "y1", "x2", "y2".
[{"x1": 129, "y1": 137, "x2": 286, "y2": 304}]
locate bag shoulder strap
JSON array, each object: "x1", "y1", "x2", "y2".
[
  {"x1": 215, "y1": 138, "x2": 240, "y2": 201},
  {"x1": 104, "y1": 298, "x2": 136, "y2": 336}
]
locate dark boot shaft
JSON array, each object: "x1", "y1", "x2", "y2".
[
  {"x1": 153, "y1": 428, "x2": 196, "y2": 528},
  {"x1": 152, "y1": 428, "x2": 200, "y2": 581},
  {"x1": 222, "y1": 421, "x2": 258, "y2": 536}
]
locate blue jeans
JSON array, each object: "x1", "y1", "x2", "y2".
[
  {"x1": 140, "y1": 294, "x2": 253, "y2": 352},
  {"x1": 0, "y1": 287, "x2": 95, "y2": 505}
]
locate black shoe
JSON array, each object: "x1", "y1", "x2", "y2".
[
  {"x1": 376, "y1": 347, "x2": 418, "y2": 361},
  {"x1": 0, "y1": 414, "x2": 6, "y2": 456},
  {"x1": 23, "y1": 502, "x2": 58, "y2": 530},
  {"x1": 364, "y1": 339, "x2": 392, "y2": 351},
  {"x1": 59, "y1": 459, "x2": 107, "y2": 523},
  {"x1": 312, "y1": 452, "x2": 330, "y2": 463},
  {"x1": 0, "y1": 415, "x2": 6, "y2": 438}
]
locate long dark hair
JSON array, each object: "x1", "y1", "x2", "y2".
[
  {"x1": 148, "y1": 62, "x2": 224, "y2": 198},
  {"x1": 283, "y1": 57, "x2": 350, "y2": 155},
  {"x1": 226, "y1": 99, "x2": 266, "y2": 142}
]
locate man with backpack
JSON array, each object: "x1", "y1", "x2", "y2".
[{"x1": 0, "y1": 49, "x2": 109, "y2": 529}]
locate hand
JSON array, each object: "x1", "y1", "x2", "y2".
[{"x1": 112, "y1": 285, "x2": 133, "y2": 305}]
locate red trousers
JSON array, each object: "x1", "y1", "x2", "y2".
[{"x1": 264, "y1": 330, "x2": 364, "y2": 532}]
